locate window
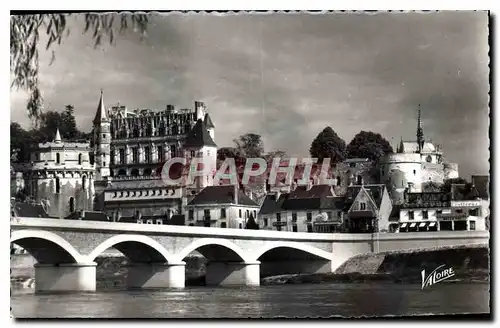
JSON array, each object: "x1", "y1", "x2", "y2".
[
  {"x1": 132, "y1": 148, "x2": 139, "y2": 164},
  {"x1": 246, "y1": 210, "x2": 250, "y2": 218},
  {"x1": 137, "y1": 220, "x2": 142, "y2": 224},
  {"x1": 78, "y1": 153, "x2": 83, "y2": 165},
  {"x1": 456, "y1": 209, "x2": 464, "y2": 214},
  {"x1": 254, "y1": 210, "x2": 257, "y2": 218},
  {"x1": 102, "y1": 133, "x2": 106, "y2": 139},
  {"x1": 360, "y1": 202, "x2": 366, "y2": 210},
  {"x1": 82, "y1": 176, "x2": 87, "y2": 190},
  {"x1": 145, "y1": 147, "x2": 151, "y2": 163},
  {"x1": 292, "y1": 225, "x2": 298, "y2": 232},
  {"x1": 307, "y1": 224, "x2": 313, "y2": 233},
  {"x1": 436, "y1": 209, "x2": 443, "y2": 215},
  {"x1": 157, "y1": 146, "x2": 164, "y2": 162},
  {"x1": 56, "y1": 153, "x2": 61, "y2": 164},
  {"x1": 221, "y1": 208, "x2": 226, "y2": 218},
  {"x1": 263, "y1": 218, "x2": 268, "y2": 227},
  {"x1": 204, "y1": 209, "x2": 210, "y2": 218},
  {"x1": 221, "y1": 222, "x2": 227, "y2": 228},
  {"x1": 469, "y1": 208, "x2": 480, "y2": 216},
  {"x1": 470, "y1": 221, "x2": 476, "y2": 231},
  {"x1": 292, "y1": 212, "x2": 297, "y2": 222},
  {"x1": 239, "y1": 209, "x2": 242, "y2": 217},
  {"x1": 188, "y1": 210, "x2": 194, "y2": 220},
  {"x1": 156, "y1": 219, "x2": 162, "y2": 225},
  {"x1": 413, "y1": 170, "x2": 416, "y2": 175},
  {"x1": 239, "y1": 223, "x2": 243, "y2": 229},
  {"x1": 69, "y1": 197, "x2": 75, "y2": 213},
  {"x1": 170, "y1": 145, "x2": 176, "y2": 158},
  {"x1": 55, "y1": 177, "x2": 60, "y2": 194},
  {"x1": 147, "y1": 219, "x2": 153, "y2": 224},
  {"x1": 357, "y1": 175, "x2": 363, "y2": 185},
  {"x1": 422, "y1": 210, "x2": 428, "y2": 219},
  {"x1": 191, "y1": 150, "x2": 196, "y2": 158},
  {"x1": 276, "y1": 213, "x2": 281, "y2": 221},
  {"x1": 409, "y1": 211, "x2": 414, "y2": 220},
  {"x1": 110, "y1": 150, "x2": 115, "y2": 165},
  {"x1": 337, "y1": 211, "x2": 342, "y2": 218},
  {"x1": 306, "y1": 212, "x2": 312, "y2": 221},
  {"x1": 119, "y1": 148, "x2": 125, "y2": 164}
]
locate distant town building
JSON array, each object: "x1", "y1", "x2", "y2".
[
  {"x1": 379, "y1": 107, "x2": 459, "y2": 203},
  {"x1": 185, "y1": 185, "x2": 260, "y2": 229}
]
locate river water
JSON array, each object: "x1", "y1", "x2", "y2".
[{"x1": 11, "y1": 282, "x2": 490, "y2": 318}]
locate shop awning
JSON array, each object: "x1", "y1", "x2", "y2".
[
  {"x1": 419, "y1": 222, "x2": 426, "y2": 228},
  {"x1": 410, "y1": 223, "x2": 417, "y2": 228},
  {"x1": 429, "y1": 222, "x2": 437, "y2": 227},
  {"x1": 400, "y1": 223, "x2": 408, "y2": 228}
]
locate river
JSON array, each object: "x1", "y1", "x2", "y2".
[{"x1": 11, "y1": 282, "x2": 490, "y2": 318}]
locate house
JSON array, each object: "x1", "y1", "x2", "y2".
[
  {"x1": 65, "y1": 210, "x2": 111, "y2": 221},
  {"x1": 343, "y1": 184, "x2": 393, "y2": 233},
  {"x1": 184, "y1": 185, "x2": 260, "y2": 229},
  {"x1": 11, "y1": 200, "x2": 56, "y2": 219},
  {"x1": 258, "y1": 185, "x2": 346, "y2": 233}
]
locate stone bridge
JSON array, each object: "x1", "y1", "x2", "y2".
[{"x1": 11, "y1": 217, "x2": 489, "y2": 293}]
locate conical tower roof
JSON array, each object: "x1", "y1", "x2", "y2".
[
  {"x1": 93, "y1": 89, "x2": 108, "y2": 124},
  {"x1": 54, "y1": 128, "x2": 62, "y2": 143},
  {"x1": 204, "y1": 113, "x2": 215, "y2": 129},
  {"x1": 185, "y1": 119, "x2": 217, "y2": 148}
]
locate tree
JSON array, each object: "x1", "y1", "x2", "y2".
[
  {"x1": 233, "y1": 133, "x2": 264, "y2": 158},
  {"x1": 422, "y1": 181, "x2": 441, "y2": 193},
  {"x1": 263, "y1": 149, "x2": 287, "y2": 163},
  {"x1": 309, "y1": 126, "x2": 346, "y2": 164},
  {"x1": 62, "y1": 104, "x2": 78, "y2": 140},
  {"x1": 245, "y1": 213, "x2": 259, "y2": 230},
  {"x1": 11, "y1": 13, "x2": 149, "y2": 119},
  {"x1": 346, "y1": 131, "x2": 393, "y2": 162}
]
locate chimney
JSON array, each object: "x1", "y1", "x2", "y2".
[
  {"x1": 195, "y1": 101, "x2": 205, "y2": 120},
  {"x1": 234, "y1": 183, "x2": 239, "y2": 205}
]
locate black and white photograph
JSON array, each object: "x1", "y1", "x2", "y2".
[{"x1": 9, "y1": 10, "x2": 491, "y2": 319}]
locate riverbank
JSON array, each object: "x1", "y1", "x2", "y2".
[
  {"x1": 262, "y1": 244, "x2": 490, "y2": 285},
  {"x1": 11, "y1": 244, "x2": 490, "y2": 289}
]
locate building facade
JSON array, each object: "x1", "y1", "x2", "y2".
[
  {"x1": 185, "y1": 185, "x2": 260, "y2": 229},
  {"x1": 20, "y1": 129, "x2": 95, "y2": 218}
]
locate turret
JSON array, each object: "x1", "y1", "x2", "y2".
[
  {"x1": 416, "y1": 105, "x2": 424, "y2": 153},
  {"x1": 92, "y1": 89, "x2": 111, "y2": 180}
]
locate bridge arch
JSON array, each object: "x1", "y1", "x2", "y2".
[
  {"x1": 251, "y1": 242, "x2": 333, "y2": 262},
  {"x1": 87, "y1": 234, "x2": 175, "y2": 263},
  {"x1": 175, "y1": 238, "x2": 251, "y2": 263},
  {"x1": 10, "y1": 229, "x2": 85, "y2": 264}
]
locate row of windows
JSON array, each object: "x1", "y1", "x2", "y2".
[
  {"x1": 52, "y1": 153, "x2": 85, "y2": 165},
  {"x1": 112, "y1": 122, "x2": 194, "y2": 139},
  {"x1": 406, "y1": 208, "x2": 480, "y2": 220},
  {"x1": 187, "y1": 208, "x2": 258, "y2": 220},
  {"x1": 274, "y1": 210, "x2": 343, "y2": 222},
  {"x1": 111, "y1": 189, "x2": 176, "y2": 198}
]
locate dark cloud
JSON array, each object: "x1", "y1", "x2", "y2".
[{"x1": 10, "y1": 12, "x2": 489, "y2": 177}]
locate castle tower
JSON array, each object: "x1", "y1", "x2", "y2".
[
  {"x1": 416, "y1": 105, "x2": 424, "y2": 153},
  {"x1": 92, "y1": 90, "x2": 111, "y2": 180},
  {"x1": 24, "y1": 130, "x2": 95, "y2": 218}
]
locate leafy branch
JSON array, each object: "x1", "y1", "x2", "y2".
[{"x1": 10, "y1": 13, "x2": 149, "y2": 119}]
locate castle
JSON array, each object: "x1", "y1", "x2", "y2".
[
  {"x1": 16, "y1": 91, "x2": 218, "y2": 220},
  {"x1": 379, "y1": 107, "x2": 459, "y2": 204}
]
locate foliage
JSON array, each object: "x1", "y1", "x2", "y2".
[
  {"x1": 10, "y1": 107, "x2": 90, "y2": 163},
  {"x1": 309, "y1": 126, "x2": 346, "y2": 165},
  {"x1": 245, "y1": 213, "x2": 259, "y2": 230},
  {"x1": 263, "y1": 149, "x2": 287, "y2": 163},
  {"x1": 233, "y1": 133, "x2": 265, "y2": 158},
  {"x1": 10, "y1": 13, "x2": 149, "y2": 118},
  {"x1": 421, "y1": 181, "x2": 442, "y2": 193},
  {"x1": 346, "y1": 131, "x2": 393, "y2": 162}
]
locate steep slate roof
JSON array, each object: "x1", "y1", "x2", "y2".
[
  {"x1": 184, "y1": 119, "x2": 217, "y2": 148},
  {"x1": 187, "y1": 185, "x2": 258, "y2": 207},
  {"x1": 93, "y1": 90, "x2": 108, "y2": 124},
  {"x1": 11, "y1": 202, "x2": 50, "y2": 218},
  {"x1": 259, "y1": 193, "x2": 288, "y2": 215},
  {"x1": 345, "y1": 184, "x2": 387, "y2": 209},
  {"x1": 259, "y1": 185, "x2": 344, "y2": 213},
  {"x1": 204, "y1": 113, "x2": 215, "y2": 129},
  {"x1": 471, "y1": 175, "x2": 490, "y2": 199}
]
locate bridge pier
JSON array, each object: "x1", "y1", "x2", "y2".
[
  {"x1": 125, "y1": 262, "x2": 186, "y2": 289},
  {"x1": 34, "y1": 262, "x2": 97, "y2": 293},
  {"x1": 206, "y1": 261, "x2": 260, "y2": 287}
]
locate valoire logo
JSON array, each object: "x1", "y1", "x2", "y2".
[{"x1": 421, "y1": 264, "x2": 455, "y2": 289}]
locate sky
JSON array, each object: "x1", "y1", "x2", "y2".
[{"x1": 10, "y1": 12, "x2": 490, "y2": 178}]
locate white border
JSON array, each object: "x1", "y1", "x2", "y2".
[{"x1": 3, "y1": 1, "x2": 496, "y2": 325}]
